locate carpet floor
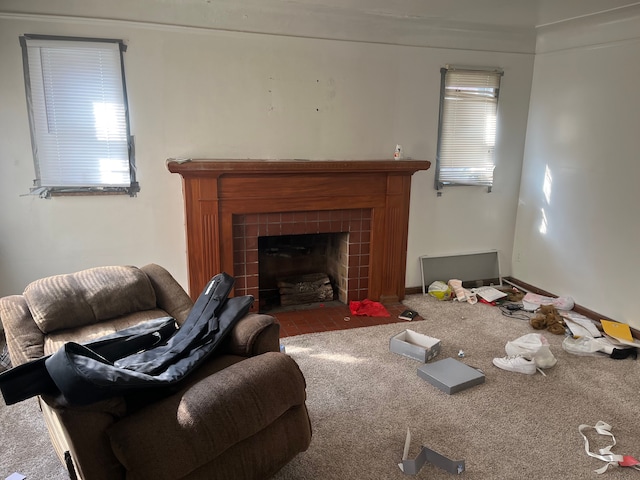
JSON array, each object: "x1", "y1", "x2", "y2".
[
  {"x1": 1, "y1": 294, "x2": 638, "y2": 479},
  {"x1": 273, "y1": 294, "x2": 639, "y2": 480}
]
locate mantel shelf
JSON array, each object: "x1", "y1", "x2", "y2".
[{"x1": 167, "y1": 158, "x2": 431, "y2": 176}]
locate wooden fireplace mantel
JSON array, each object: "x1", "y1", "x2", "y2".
[
  {"x1": 167, "y1": 158, "x2": 429, "y2": 175},
  {"x1": 168, "y1": 159, "x2": 431, "y2": 304}
]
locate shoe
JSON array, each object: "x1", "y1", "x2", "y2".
[
  {"x1": 492, "y1": 355, "x2": 537, "y2": 374},
  {"x1": 505, "y1": 333, "x2": 557, "y2": 369}
]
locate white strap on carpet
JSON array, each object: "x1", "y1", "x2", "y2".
[{"x1": 578, "y1": 421, "x2": 640, "y2": 474}]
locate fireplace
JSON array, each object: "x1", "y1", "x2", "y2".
[
  {"x1": 258, "y1": 231, "x2": 348, "y2": 311},
  {"x1": 250, "y1": 210, "x2": 369, "y2": 311},
  {"x1": 168, "y1": 159, "x2": 430, "y2": 312}
]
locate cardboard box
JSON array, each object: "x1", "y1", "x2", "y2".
[
  {"x1": 417, "y1": 357, "x2": 485, "y2": 394},
  {"x1": 390, "y1": 330, "x2": 441, "y2": 363}
]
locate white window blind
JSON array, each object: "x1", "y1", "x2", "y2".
[
  {"x1": 21, "y1": 36, "x2": 137, "y2": 195},
  {"x1": 435, "y1": 67, "x2": 502, "y2": 190}
]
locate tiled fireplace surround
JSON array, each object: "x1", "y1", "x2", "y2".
[
  {"x1": 232, "y1": 208, "x2": 371, "y2": 307},
  {"x1": 168, "y1": 159, "x2": 430, "y2": 313}
]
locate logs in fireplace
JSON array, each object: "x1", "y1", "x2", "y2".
[{"x1": 277, "y1": 273, "x2": 334, "y2": 306}]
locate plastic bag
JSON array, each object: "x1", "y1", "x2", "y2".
[
  {"x1": 522, "y1": 292, "x2": 574, "y2": 311},
  {"x1": 562, "y1": 337, "x2": 604, "y2": 356},
  {"x1": 427, "y1": 281, "x2": 452, "y2": 301},
  {"x1": 349, "y1": 299, "x2": 390, "y2": 317},
  {"x1": 562, "y1": 336, "x2": 619, "y2": 356}
]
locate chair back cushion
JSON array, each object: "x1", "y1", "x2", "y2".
[{"x1": 23, "y1": 266, "x2": 157, "y2": 333}]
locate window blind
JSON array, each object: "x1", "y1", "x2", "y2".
[
  {"x1": 23, "y1": 38, "x2": 132, "y2": 189},
  {"x1": 435, "y1": 68, "x2": 502, "y2": 189}
]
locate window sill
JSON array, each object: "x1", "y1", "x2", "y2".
[{"x1": 29, "y1": 184, "x2": 139, "y2": 199}]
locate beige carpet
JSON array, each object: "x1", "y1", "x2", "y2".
[
  {"x1": 0, "y1": 395, "x2": 65, "y2": 479},
  {"x1": 273, "y1": 294, "x2": 640, "y2": 480},
  {"x1": 1, "y1": 295, "x2": 638, "y2": 479}
]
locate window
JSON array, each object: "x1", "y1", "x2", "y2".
[
  {"x1": 434, "y1": 66, "x2": 503, "y2": 191},
  {"x1": 20, "y1": 35, "x2": 138, "y2": 197}
]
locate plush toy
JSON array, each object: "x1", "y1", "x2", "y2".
[
  {"x1": 505, "y1": 288, "x2": 525, "y2": 303},
  {"x1": 530, "y1": 304, "x2": 565, "y2": 335}
]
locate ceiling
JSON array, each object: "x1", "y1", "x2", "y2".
[
  {"x1": 3, "y1": 0, "x2": 637, "y2": 27},
  {"x1": 227, "y1": 0, "x2": 637, "y2": 28},
  {"x1": 1, "y1": 0, "x2": 639, "y2": 53}
]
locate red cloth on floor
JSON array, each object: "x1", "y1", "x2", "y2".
[{"x1": 349, "y1": 299, "x2": 390, "y2": 317}]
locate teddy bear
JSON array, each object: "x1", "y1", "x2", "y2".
[{"x1": 530, "y1": 304, "x2": 565, "y2": 335}]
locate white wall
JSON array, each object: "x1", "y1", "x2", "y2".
[
  {"x1": 0, "y1": 12, "x2": 533, "y2": 297},
  {"x1": 512, "y1": 6, "x2": 640, "y2": 328}
]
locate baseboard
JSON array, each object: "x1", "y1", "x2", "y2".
[
  {"x1": 405, "y1": 286, "x2": 422, "y2": 296},
  {"x1": 505, "y1": 277, "x2": 639, "y2": 340},
  {"x1": 405, "y1": 277, "x2": 500, "y2": 297}
]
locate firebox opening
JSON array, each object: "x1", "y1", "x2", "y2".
[{"x1": 258, "y1": 232, "x2": 349, "y2": 312}]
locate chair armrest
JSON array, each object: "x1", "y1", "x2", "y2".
[
  {"x1": 0, "y1": 295, "x2": 45, "y2": 366},
  {"x1": 225, "y1": 313, "x2": 280, "y2": 356},
  {"x1": 140, "y1": 265, "x2": 279, "y2": 354},
  {"x1": 107, "y1": 352, "x2": 306, "y2": 480}
]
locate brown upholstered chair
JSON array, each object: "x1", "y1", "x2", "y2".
[{"x1": 0, "y1": 264, "x2": 311, "y2": 480}]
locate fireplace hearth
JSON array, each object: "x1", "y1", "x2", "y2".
[{"x1": 168, "y1": 159, "x2": 430, "y2": 312}]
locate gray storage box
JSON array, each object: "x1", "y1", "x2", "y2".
[
  {"x1": 390, "y1": 330, "x2": 441, "y2": 363},
  {"x1": 417, "y1": 357, "x2": 485, "y2": 394}
]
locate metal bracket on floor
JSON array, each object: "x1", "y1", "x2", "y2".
[{"x1": 398, "y1": 428, "x2": 465, "y2": 475}]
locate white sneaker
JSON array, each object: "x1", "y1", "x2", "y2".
[
  {"x1": 492, "y1": 355, "x2": 537, "y2": 375},
  {"x1": 505, "y1": 333, "x2": 557, "y2": 369}
]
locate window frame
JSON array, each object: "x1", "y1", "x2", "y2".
[
  {"x1": 434, "y1": 65, "x2": 503, "y2": 192},
  {"x1": 19, "y1": 34, "x2": 139, "y2": 198}
]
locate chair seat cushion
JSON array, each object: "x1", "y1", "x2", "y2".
[
  {"x1": 43, "y1": 309, "x2": 171, "y2": 356},
  {"x1": 107, "y1": 352, "x2": 307, "y2": 480}
]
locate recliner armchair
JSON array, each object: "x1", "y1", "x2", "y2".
[{"x1": 0, "y1": 264, "x2": 312, "y2": 479}]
